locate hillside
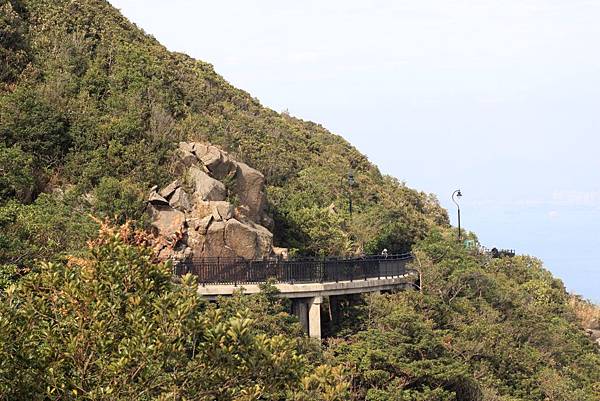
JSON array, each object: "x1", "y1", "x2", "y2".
[
  {"x1": 1, "y1": 0, "x2": 599, "y2": 400},
  {"x1": 1, "y1": 0, "x2": 447, "y2": 269}
]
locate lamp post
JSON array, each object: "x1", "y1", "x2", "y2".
[{"x1": 452, "y1": 189, "x2": 462, "y2": 242}]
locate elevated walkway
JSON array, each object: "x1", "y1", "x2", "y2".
[{"x1": 175, "y1": 253, "x2": 416, "y2": 339}]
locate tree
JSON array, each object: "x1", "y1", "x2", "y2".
[
  {"x1": 330, "y1": 293, "x2": 481, "y2": 401},
  {"x1": 0, "y1": 193, "x2": 97, "y2": 277},
  {"x1": 0, "y1": 144, "x2": 33, "y2": 203},
  {"x1": 0, "y1": 88, "x2": 71, "y2": 168},
  {"x1": 0, "y1": 0, "x2": 30, "y2": 84}
]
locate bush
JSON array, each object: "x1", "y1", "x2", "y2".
[
  {"x1": 92, "y1": 177, "x2": 145, "y2": 223},
  {"x1": 0, "y1": 0, "x2": 30, "y2": 84},
  {"x1": 0, "y1": 193, "x2": 97, "y2": 272},
  {"x1": 0, "y1": 88, "x2": 71, "y2": 167},
  {"x1": 0, "y1": 144, "x2": 34, "y2": 203}
]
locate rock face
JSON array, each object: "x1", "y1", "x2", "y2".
[{"x1": 148, "y1": 142, "x2": 279, "y2": 262}]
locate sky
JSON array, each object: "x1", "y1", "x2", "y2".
[{"x1": 108, "y1": 0, "x2": 600, "y2": 302}]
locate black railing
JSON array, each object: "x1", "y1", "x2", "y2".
[{"x1": 174, "y1": 253, "x2": 414, "y2": 285}]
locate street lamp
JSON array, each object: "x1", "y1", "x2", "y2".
[{"x1": 452, "y1": 189, "x2": 462, "y2": 242}]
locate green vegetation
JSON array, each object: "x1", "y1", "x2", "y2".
[
  {"x1": 0, "y1": 0, "x2": 598, "y2": 399},
  {"x1": 329, "y1": 231, "x2": 600, "y2": 400},
  {"x1": 0, "y1": 193, "x2": 97, "y2": 289},
  {"x1": 0, "y1": 0, "x2": 446, "y2": 267},
  {"x1": 0, "y1": 224, "x2": 348, "y2": 400}
]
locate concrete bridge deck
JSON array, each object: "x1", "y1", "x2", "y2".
[{"x1": 197, "y1": 274, "x2": 415, "y2": 300}]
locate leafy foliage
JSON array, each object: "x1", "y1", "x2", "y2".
[
  {"x1": 0, "y1": 143, "x2": 34, "y2": 203},
  {"x1": 92, "y1": 177, "x2": 145, "y2": 223},
  {"x1": 330, "y1": 230, "x2": 600, "y2": 401},
  {"x1": 0, "y1": 87, "x2": 71, "y2": 167},
  {"x1": 0, "y1": 224, "x2": 349, "y2": 400},
  {"x1": 0, "y1": 0, "x2": 30, "y2": 85},
  {"x1": 0, "y1": 193, "x2": 96, "y2": 275}
]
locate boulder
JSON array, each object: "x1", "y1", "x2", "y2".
[
  {"x1": 190, "y1": 215, "x2": 213, "y2": 234},
  {"x1": 191, "y1": 200, "x2": 213, "y2": 220},
  {"x1": 160, "y1": 179, "x2": 181, "y2": 199},
  {"x1": 194, "y1": 143, "x2": 235, "y2": 180},
  {"x1": 224, "y1": 219, "x2": 273, "y2": 260},
  {"x1": 169, "y1": 187, "x2": 191, "y2": 211},
  {"x1": 187, "y1": 199, "x2": 234, "y2": 222},
  {"x1": 188, "y1": 166, "x2": 227, "y2": 201},
  {"x1": 186, "y1": 216, "x2": 212, "y2": 252},
  {"x1": 193, "y1": 220, "x2": 223, "y2": 257},
  {"x1": 273, "y1": 247, "x2": 290, "y2": 260},
  {"x1": 148, "y1": 205, "x2": 186, "y2": 238},
  {"x1": 199, "y1": 221, "x2": 237, "y2": 258},
  {"x1": 210, "y1": 201, "x2": 234, "y2": 221},
  {"x1": 251, "y1": 223, "x2": 274, "y2": 259},
  {"x1": 177, "y1": 142, "x2": 198, "y2": 167},
  {"x1": 148, "y1": 191, "x2": 169, "y2": 206},
  {"x1": 233, "y1": 162, "x2": 267, "y2": 223}
]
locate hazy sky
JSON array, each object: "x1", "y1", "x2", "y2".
[{"x1": 108, "y1": 0, "x2": 600, "y2": 302}]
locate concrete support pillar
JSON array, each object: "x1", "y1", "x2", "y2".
[
  {"x1": 308, "y1": 296, "x2": 322, "y2": 340},
  {"x1": 329, "y1": 295, "x2": 342, "y2": 328},
  {"x1": 292, "y1": 299, "x2": 309, "y2": 335}
]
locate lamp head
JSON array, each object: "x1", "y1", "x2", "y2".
[{"x1": 457, "y1": 189, "x2": 462, "y2": 198}]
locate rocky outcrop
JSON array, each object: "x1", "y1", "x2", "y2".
[
  {"x1": 587, "y1": 329, "x2": 600, "y2": 347},
  {"x1": 148, "y1": 142, "x2": 280, "y2": 262}
]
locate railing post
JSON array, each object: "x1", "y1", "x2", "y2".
[{"x1": 319, "y1": 260, "x2": 324, "y2": 283}]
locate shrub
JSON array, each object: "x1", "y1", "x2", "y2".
[{"x1": 92, "y1": 177, "x2": 145, "y2": 223}]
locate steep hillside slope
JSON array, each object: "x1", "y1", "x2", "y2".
[{"x1": 0, "y1": 0, "x2": 447, "y2": 269}]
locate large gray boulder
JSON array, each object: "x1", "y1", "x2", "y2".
[
  {"x1": 188, "y1": 166, "x2": 227, "y2": 201},
  {"x1": 176, "y1": 142, "x2": 198, "y2": 169},
  {"x1": 160, "y1": 179, "x2": 181, "y2": 199},
  {"x1": 224, "y1": 219, "x2": 273, "y2": 260},
  {"x1": 210, "y1": 201, "x2": 234, "y2": 221},
  {"x1": 201, "y1": 221, "x2": 237, "y2": 258},
  {"x1": 234, "y1": 162, "x2": 267, "y2": 224},
  {"x1": 169, "y1": 188, "x2": 191, "y2": 211}
]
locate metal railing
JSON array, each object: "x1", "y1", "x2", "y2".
[{"x1": 174, "y1": 253, "x2": 414, "y2": 285}]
